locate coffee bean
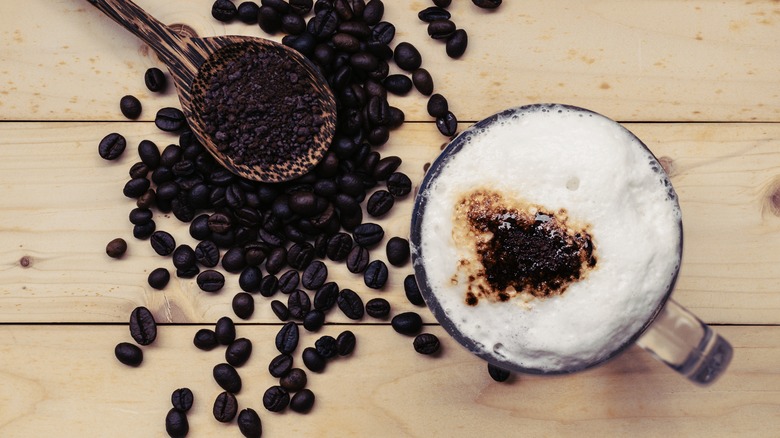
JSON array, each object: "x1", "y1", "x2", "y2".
[
  {"x1": 366, "y1": 190, "x2": 394, "y2": 217},
  {"x1": 365, "y1": 297, "x2": 391, "y2": 319},
  {"x1": 123, "y1": 177, "x2": 151, "y2": 199},
  {"x1": 129, "y1": 306, "x2": 157, "y2": 346},
  {"x1": 129, "y1": 206, "x2": 153, "y2": 225},
  {"x1": 214, "y1": 363, "x2": 242, "y2": 393},
  {"x1": 119, "y1": 95, "x2": 142, "y2": 119},
  {"x1": 148, "y1": 267, "x2": 170, "y2": 290},
  {"x1": 337, "y1": 288, "x2": 364, "y2": 320},
  {"x1": 165, "y1": 408, "x2": 188, "y2": 438},
  {"x1": 128, "y1": 162, "x2": 148, "y2": 179},
  {"x1": 326, "y1": 232, "x2": 353, "y2": 261},
  {"x1": 276, "y1": 321, "x2": 299, "y2": 354},
  {"x1": 226, "y1": 337, "x2": 253, "y2": 367},
  {"x1": 263, "y1": 386, "x2": 290, "y2": 412},
  {"x1": 386, "y1": 236, "x2": 410, "y2": 266},
  {"x1": 301, "y1": 260, "x2": 328, "y2": 289},
  {"x1": 264, "y1": 0, "x2": 291, "y2": 14},
  {"x1": 235, "y1": 1, "x2": 260, "y2": 23},
  {"x1": 259, "y1": 274, "x2": 280, "y2": 297},
  {"x1": 393, "y1": 42, "x2": 422, "y2": 71},
  {"x1": 136, "y1": 189, "x2": 156, "y2": 209},
  {"x1": 197, "y1": 269, "x2": 225, "y2": 292},
  {"x1": 114, "y1": 342, "x2": 143, "y2": 366},
  {"x1": 258, "y1": 5, "x2": 282, "y2": 33},
  {"x1": 237, "y1": 408, "x2": 263, "y2": 438},
  {"x1": 387, "y1": 172, "x2": 412, "y2": 197},
  {"x1": 302, "y1": 347, "x2": 327, "y2": 372},
  {"x1": 172, "y1": 244, "x2": 196, "y2": 270},
  {"x1": 313, "y1": 335, "x2": 338, "y2": 359},
  {"x1": 426, "y1": 93, "x2": 449, "y2": 118},
  {"x1": 472, "y1": 0, "x2": 502, "y2": 8},
  {"x1": 313, "y1": 282, "x2": 339, "y2": 311},
  {"x1": 487, "y1": 363, "x2": 512, "y2": 382},
  {"x1": 436, "y1": 111, "x2": 459, "y2": 136},
  {"x1": 411, "y1": 68, "x2": 434, "y2": 96},
  {"x1": 176, "y1": 265, "x2": 199, "y2": 279},
  {"x1": 215, "y1": 316, "x2": 236, "y2": 345},
  {"x1": 195, "y1": 240, "x2": 220, "y2": 268},
  {"x1": 194, "y1": 328, "x2": 219, "y2": 350},
  {"x1": 171, "y1": 388, "x2": 194, "y2": 412},
  {"x1": 363, "y1": 259, "x2": 388, "y2": 289},
  {"x1": 149, "y1": 231, "x2": 175, "y2": 256},
  {"x1": 133, "y1": 221, "x2": 156, "y2": 240},
  {"x1": 213, "y1": 391, "x2": 238, "y2": 423},
  {"x1": 371, "y1": 21, "x2": 395, "y2": 44},
  {"x1": 391, "y1": 312, "x2": 423, "y2": 336},
  {"x1": 155, "y1": 107, "x2": 187, "y2": 132},
  {"x1": 280, "y1": 368, "x2": 308, "y2": 392},
  {"x1": 212, "y1": 0, "x2": 237, "y2": 21},
  {"x1": 427, "y1": 19, "x2": 456, "y2": 39},
  {"x1": 352, "y1": 223, "x2": 384, "y2": 247},
  {"x1": 232, "y1": 292, "x2": 255, "y2": 319},
  {"x1": 346, "y1": 245, "x2": 370, "y2": 273},
  {"x1": 418, "y1": 5, "x2": 451, "y2": 22},
  {"x1": 244, "y1": 243, "x2": 268, "y2": 266},
  {"x1": 383, "y1": 74, "x2": 413, "y2": 95},
  {"x1": 310, "y1": 8, "x2": 339, "y2": 38},
  {"x1": 106, "y1": 237, "x2": 127, "y2": 258},
  {"x1": 265, "y1": 247, "x2": 287, "y2": 274},
  {"x1": 413, "y1": 333, "x2": 441, "y2": 355},
  {"x1": 279, "y1": 269, "x2": 300, "y2": 294},
  {"x1": 221, "y1": 246, "x2": 247, "y2": 273},
  {"x1": 303, "y1": 309, "x2": 326, "y2": 331},
  {"x1": 271, "y1": 300, "x2": 290, "y2": 321},
  {"x1": 289, "y1": 0, "x2": 313, "y2": 15},
  {"x1": 288, "y1": 289, "x2": 311, "y2": 319},
  {"x1": 290, "y1": 388, "x2": 316, "y2": 413},
  {"x1": 269, "y1": 353, "x2": 293, "y2": 378},
  {"x1": 336, "y1": 330, "x2": 356, "y2": 356},
  {"x1": 446, "y1": 28, "x2": 468, "y2": 58},
  {"x1": 98, "y1": 132, "x2": 126, "y2": 160},
  {"x1": 144, "y1": 67, "x2": 167, "y2": 92},
  {"x1": 434, "y1": 0, "x2": 451, "y2": 7},
  {"x1": 404, "y1": 274, "x2": 425, "y2": 306},
  {"x1": 287, "y1": 242, "x2": 315, "y2": 270},
  {"x1": 363, "y1": 0, "x2": 384, "y2": 24},
  {"x1": 289, "y1": 191, "x2": 319, "y2": 216}
]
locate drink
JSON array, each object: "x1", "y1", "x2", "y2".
[{"x1": 411, "y1": 104, "x2": 683, "y2": 374}]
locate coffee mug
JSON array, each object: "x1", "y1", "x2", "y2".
[{"x1": 409, "y1": 104, "x2": 732, "y2": 385}]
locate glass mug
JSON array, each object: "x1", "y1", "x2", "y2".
[{"x1": 409, "y1": 104, "x2": 732, "y2": 385}]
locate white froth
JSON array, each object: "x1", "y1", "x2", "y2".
[{"x1": 417, "y1": 105, "x2": 682, "y2": 372}]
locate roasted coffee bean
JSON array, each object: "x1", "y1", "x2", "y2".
[
  {"x1": 418, "y1": 5, "x2": 450, "y2": 22},
  {"x1": 372, "y1": 156, "x2": 401, "y2": 181},
  {"x1": 472, "y1": 0, "x2": 502, "y2": 8},
  {"x1": 259, "y1": 274, "x2": 280, "y2": 297},
  {"x1": 215, "y1": 316, "x2": 236, "y2": 345},
  {"x1": 386, "y1": 236, "x2": 410, "y2": 266},
  {"x1": 404, "y1": 274, "x2": 425, "y2": 306},
  {"x1": 436, "y1": 111, "x2": 459, "y2": 136},
  {"x1": 165, "y1": 408, "x2": 188, "y2": 438},
  {"x1": 263, "y1": 386, "x2": 290, "y2": 412},
  {"x1": 313, "y1": 282, "x2": 339, "y2": 311},
  {"x1": 129, "y1": 306, "x2": 157, "y2": 345},
  {"x1": 302, "y1": 347, "x2": 327, "y2": 372},
  {"x1": 258, "y1": 5, "x2": 282, "y2": 33},
  {"x1": 197, "y1": 269, "x2": 225, "y2": 292},
  {"x1": 265, "y1": 247, "x2": 287, "y2": 274},
  {"x1": 303, "y1": 309, "x2": 326, "y2": 331},
  {"x1": 148, "y1": 267, "x2": 170, "y2": 290},
  {"x1": 352, "y1": 223, "x2": 384, "y2": 247},
  {"x1": 212, "y1": 0, "x2": 237, "y2": 21},
  {"x1": 350, "y1": 52, "x2": 379, "y2": 71},
  {"x1": 213, "y1": 391, "x2": 238, "y2": 423},
  {"x1": 427, "y1": 19, "x2": 456, "y2": 39},
  {"x1": 98, "y1": 132, "x2": 126, "y2": 160},
  {"x1": 237, "y1": 1, "x2": 260, "y2": 23},
  {"x1": 195, "y1": 240, "x2": 220, "y2": 268},
  {"x1": 387, "y1": 172, "x2": 412, "y2": 197},
  {"x1": 244, "y1": 243, "x2": 267, "y2": 266},
  {"x1": 271, "y1": 300, "x2": 290, "y2": 321},
  {"x1": 383, "y1": 74, "x2": 413, "y2": 95},
  {"x1": 434, "y1": 0, "x2": 451, "y2": 7},
  {"x1": 289, "y1": 0, "x2": 313, "y2": 15},
  {"x1": 413, "y1": 333, "x2": 441, "y2": 355},
  {"x1": 446, "y1": 28, "x2": 468, "y2": 58},
  {"x1": 269, "y1": 353, "x2": 293, "y2": 378},
  {"x1": 129, "y1": 208, "x2": 153, "y2": 226},
  {"x1": 115, "y1": 342, "x2": 143, "y2": 366},
  {"x1": 226, "y1": 337, "x2": 253, "y2": 367},
  {"x1": 149, "y1": 231, "x2": 176, "y2": 256},
  {"x1": 314, "y1": 335, "x2": 338, "y2": 359},
  {"x1": 133, "y1": 221, "x2": 156, "y2": 240},
  {"x1": 301, "y1": 260, "x2": 328, "y2": 289},
  {"x1": 370, "y1": 22, "x2": 394, "y2": 45},
  {"x1": 487, "y1": 363, "x2": 512, "y2": 382},
  {"x1": 411, "y1": 68, "x2": 434, "y2": 96},
  {"x1": 288, "y1": 191, "x2": 319, "y2": 216},
  {"x1": 280, "y1": 368, "x2": 308, "y2": 392},
  {"x1": 172, "y1": 244, "x2": 196, "y2": 270},
  {"x1": 159, "y1": 144, "x2": 182, "y2": 168},
  {"x1": 207, "y1": 212, "x2": 232, "y2": 233},
  {"x1": 155, "y1": 181, "x2": 179, "y2": 201},
  {"x1": 337, "y1": 288, "x2": 364, "y2": 320},
  {"x1": 214, "y1": 363, "x2": 242, "y2": 393},
  {"x1": 426, "y1": 93, "x2": 449, "y2": 118},
  {"x1": 106, "y1": 237, "x2": 127, "y2": 259},
  {"x1": 393, "y1": 42, "x2": 422, "y2": 71},
  {"x1": 221, "y1": 246, "x2": 247, "y2": 273},
  {"x1": 155, "y1": 107, "x2": 187, "y2": 132},
  {"x1": 176, "y1": 265, "x2": 199, "y2": 279},
  {"x1": 366, "y1": 190, "x2": 394, "y2": 217},
  {"x1": 365, "y1": 297, "x2": 391, "y2": 319},
  {"x1": 276, "y1": 321, "x2": 299, "y2": 354},
  {"x1": 346, "y1": 246, "x2": 370, "y2": 273},
  {"x1": 123, "y1": 177, "x2": 150, "y2": 199},
  {"x1": 363, "y1": 259, "x2": 388, "y2": 289},
  {"x1": 237, "y1": 408, "x2": 263, "y2": 438},
  {"x1": 331, "y1": 32, "x2": 360, "y2": 52},
  {"x1": 336, "y1": 330, "x2": 356, "y2": 356},
  {"x1": 144, "y1": 67, "x2": 167, "y2": 92},
  {"x1": 194, "y1": 328, "x2": 219, "y2": 350},
  {"x1": 288, "y1": 289, "x2": 312, "y2": 319},
  {"x1": 392, "y1": 312, "x2": 423, "y2": 335},
  {"x1": 290, "y1": 388, "x2": 316, "y2": 413},
  {"x1": 279, "y1": 270, "x2": 300, "y2": 294},
  {"x1": 128, "y1": 161, "x2": 149, "y2": 179},
  {"x1": 326, "y1": 232, "x2": 353, "y2": 261},
  {"x1": 232, "y1": 292, "x2": 255, "y2": 320},
  {"x1": 263, "y1": 0, "x2": 291, "y2": 13},
  {"x1": 171, "y1": 387, "x2": 194, "y2": 413},
  {"x1": 310, "y1": 8, "x2": 339, "y2": 38},
  {"x1": 136, "y1": 188, "x2": 156, "y2": 209},
  {"x1": 363, "y1": 0, "x2": 384, "y2": 24},
  {"x1": 287, "y1": 242, "x2": 315, "y2": 270},
  {"x1": 119, "y1": 95, "x2": 142, "y2": 119}
]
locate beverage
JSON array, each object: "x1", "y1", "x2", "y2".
[{"x1": 411, "y1": 104, "x2": 683, "y2": 374}]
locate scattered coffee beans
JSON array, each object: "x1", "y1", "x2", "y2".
[
  {"x1": 314, "y1": 335, "x2": 338, "y2": 359},
  {"x1": 150, "y1": 231, "x2": 176, "y2": 256},
  {"x1": 472, "y1": 0, "x2": 502, "y2": 9},
  {"x1": 446, "y1": 28, "x2": 468, "y2": 59},
  {"x1": 271, "y1": 300, "x2": 290, "y2": 321},
  {"x1": 346, "y1": 245, "x2": 370, "y2": 273},
  {"x1": 197, "y1": 269, "x2": 225, "y2": 292}
]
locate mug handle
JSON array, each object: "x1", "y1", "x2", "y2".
[{"x1": 636, "y1": 298, "x2": 733, "y2": 385}]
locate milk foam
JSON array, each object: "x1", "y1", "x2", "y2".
[{"x1": 414, "y1": 105, "x2": 682, "y2": 373}]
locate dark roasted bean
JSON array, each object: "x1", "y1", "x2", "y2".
[
  {"x1": 144, "y1": 67, "x2": 167, "y2": 92},
  {"x1": 98, "y1": 132, "x2": 126, "y2": 160},
  {"x1": 171, "y1": 388, "x2": 194, "y2": 412},
  {"x1": 413, "y1": 333, "x2": 441, "y2": 355},
  {"x1": 128, "y1": 161, "x2": 148, "y2": 179},
  {"x1": 123, "y1": 177, "x2": 150, "y2": 198},
  {"x1": 236, "y1": 267, "x2": 261, "y2": 293},
  {"x1": 147, "y1": 267, "x2": 170, "y2": 290},
  {"x1": 172, "y1": 244, "x2": 196, "y2": 270},
  {"x1": 393, "y1": 42, "x2": 422, "y2": 71},
  {"x1": 366, "y1": 190, "x2": 394, "y2": 217},
  {"x1": 155, "y1": 107, "x2": 187, "y2": 132},
  {"x1": 263, "y1": 386, "x2": 290, "y2": 412},
  {"x1": 346, "y1": 245, "x2": 370, "y2": 273},
  {"x1": 269, "y1": 353, "x2": 293, "y2": 377},
  {"x1": 221, "y1": 247, "x2": 247, "y2": 273},
  {"x1": 265, "y1": 247, "x2": 287, "y2": 274},
  {"x1": 427, "y1": 19, "x2": 456, "y2": 39},
  {"x1": 215, "y1": 316, "x2": 236, "y2": 345},
  {"x1": 129, "y1": 207, "x2": 153, "y2": 225},
  {"x1": 488, "y1": 363, "x2": 512, "y2": 382},
  {"x1": 276, "y1": 321, "x2": 300, "y2": 354},
  {"x1": 350, "y1": 52, "x2": 379, "y2": 71},
  {"x1": 365, "y1": 297, "x2": 390, "y2": 319},
  {"x1": 150, "y1": 231, "x2": 176, "y2": 256},
  {"x1": 119, "y1": 95, "x2": 142, "y2": 119},
  {"x1": 226, "y1": 337, "x2": 253, "y2": 367},
  {"x1": 287, "y1": 242, "x2": 315, "y2": 270},
  {"x1": 279, "y1": 269, "x2": 301, "y2": 294},
  {"x1": 258, "y1": 5, "x2": 282, "y2": 33},
  {"x1": 281, "y1": 12, "x2": 307, "y2": 34},
  {"x1": 290, "y1": 389, "x2": 316, "y2": 413},
  {"x1": 289, "y1": 0, "x2": 313, "y2": 15},
  {"x1": 418, "y1": 5, "x2": 450, "y2": 22},
  {"x1": 392, "y1": 312, "x2": 423, "y2": 335},
  {"x1": 133, "y1": 221, "x2": 155, "y2": 240},
  {"x1": 165, "y1": 408, "x2": 188, "y2": 438},
  {"x1": 271, "y1": 299, "x2": 290, "y2": 321},
  {"x1": 387, "y1": 172, "x2": 412, "y2": 197},
  {"x1": 302, "y1": 260, "x2": 328, "y2": 289},
  {"x1": 412, "y1": 68, "x2": 434, "y2": 96},
  {"x1": 175, "y1": 265, "x2": 199, "y2": 279},
  {"x1": 336, "y1": 330, "x2": 356, "y2": 356},
  {"x1": 363, "y1": 0, "x2": 384, "y2": 24},
  {"x1": 313, "y1": 282, "x2": 339, "y2": 311},
  {"x1": 197, "y1": 269, "x2": 225, "y2": 292},
  {"x1": 434, "y1": 0, "x2": 451, "y2": 7},
  {"x1": 288, "y1": 289, "x2": 312, "y2": 319},
  {"x1": 326, "y1": 232, "x2": 353, "y2": 261},
  {"x1": 371, "y1": 21, "x2": 395, "y2": 44},
  {"x1": 106, "y1": 237, "x2": 127, "y2": 259},
  {"x1": 446, "y1": 28, "x2": 468, "y2": 58},
  {"x1": 337, "y1": 288, "x2": 364, "y2": 320},
  {"x1": 214, "y1": 363, "x2": 242, "y2": 393},
  {"x1": 404, "y1": 274, "x2": 425, "y2": 306},
  {"x1": 302, "y1": 347, "x2": 327, "y2": 372},
  {"x1": 280, "y1": 368, "x2": 307, "y2": 392},
  {"x1": 386, "y1": 236, "x2": 410, "y2": 266},
  {"x1": 114, "y1": 342, "x2": 143, "y2": 366},
  {"x1": 212, "y1": 0, "x2": 237, "y2": 21},
  {"x1": 472, "y1": 0, "x2": 502, "y2": 8},
  {"x1": 436, "y1": 111, "x2": 459, "y2": 136},
  {"x1": 352, "y1": 223, "x2": 384, "y2": 247},
  {"x1": 213, "y1": 391, "x2": 238, "y2": 423},
  {"x1": 129, "y1": 306, "x2": 156, "y2": 346},
  {"x1": 314, "y1": 335, "x2": 338, "y2": 359},
  {"x1": 237, "y1": 408, "x2": 263, "y2": 438},
  {"x1": 310, "y1": 9, "x2": 339, "y2": 38},
  {"x1": 303, "y1": 309, "x2": 326, "y2": 331},
  {"x1": 195, "y1": 240, "x2": 220, "y2": 268},
  {"x1": 194, "y1": 328, "x2": 219, "y2": 350},
  {"x1": 259, "y1": 274, "x2": 280, "y2": 297},
  {"x1": 427, "y1": 93, "x2": 449, "y2": 118},
  {"x1": 363, "y1": 259, "x2": 388, "y2": 289},
  {"x1": 383, "y1": 74, "x2": 413, "y2": 95},
  {"x1": 232, "y1": 292, "x2": 255, "y2": 320},
  {"x1": 237, "y1": 1, "x2": 260, "y2": 23}
]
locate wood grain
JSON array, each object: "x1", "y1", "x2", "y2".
[{"x1": 1, "y1": 0, "x2": 779, "y2": 122}]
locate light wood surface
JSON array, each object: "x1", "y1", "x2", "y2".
[{"x1": 1, "y1": 0, "x2": 779, "y2": 437}]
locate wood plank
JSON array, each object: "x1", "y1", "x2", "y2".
[
  {"x1": 2, "y1": 121, "x2": 780, "y2": 324},
  {"x1": 0, "y1": 324, "x2": 776, "y2": 437},
  {"x1": 1, "y1": 0, "x2": 778, "y2": 123}
]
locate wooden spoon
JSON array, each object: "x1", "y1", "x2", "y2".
[{"x1": 87, "y1": 0, "x2": 337, "y2": 183}]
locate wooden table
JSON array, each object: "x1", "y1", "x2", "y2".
[{"x1": 2, "y1": 1, "x2": 779, "y2": 436}]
